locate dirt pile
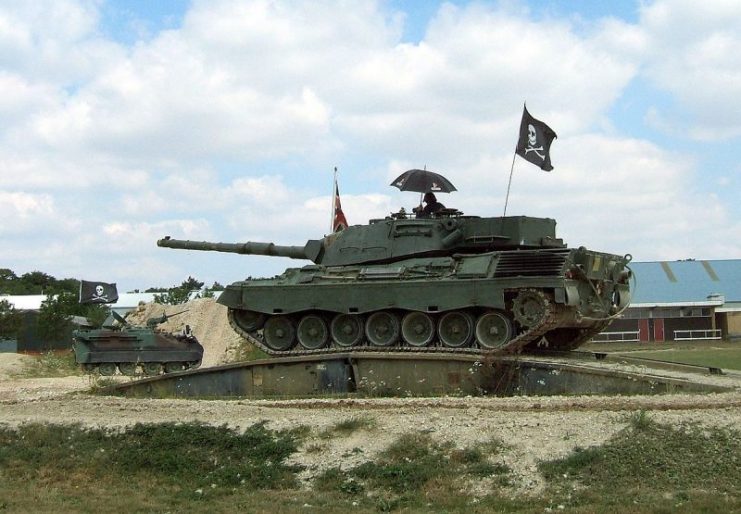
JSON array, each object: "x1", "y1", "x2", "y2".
[{"x1": 124, "y1": 298, "x2": 246, "y2": 367}]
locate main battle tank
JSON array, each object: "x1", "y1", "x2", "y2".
[
  {"x1": 158, "y1": 209, "x2": 632, "y2": 356},
  {"x1": 72, "y1": 311, "x2": 204, "y2": 375}
]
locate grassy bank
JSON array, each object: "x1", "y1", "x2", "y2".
[
  {"x1": 0, "y1": 416, "x2": 738, "y2": 513},
  {"x1": 583, "y1": 340, "x2": 741, "y2": 371}
]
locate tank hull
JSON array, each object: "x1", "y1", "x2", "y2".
[{"x1": 217, "y1": 247, "x2": 631, "y2": 356}]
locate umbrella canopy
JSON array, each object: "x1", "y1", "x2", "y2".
[{"x1": 390, "y1": 169, "x2": 457, "y2": 193}]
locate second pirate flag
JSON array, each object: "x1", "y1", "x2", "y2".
[{"x1": 515, "y1": 105, "x2": 557, "y2": 171}]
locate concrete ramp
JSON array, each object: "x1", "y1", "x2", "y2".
[{"x1": 113, "y1": 352, "x2": 732, "y2": 399}]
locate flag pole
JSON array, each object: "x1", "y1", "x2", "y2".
[
  {"x1": 330, "y1": 166, "x2": 337, "y2": 232},
  {"x1": 503, "y1": 150, "x2": 517, "y2": 217}
]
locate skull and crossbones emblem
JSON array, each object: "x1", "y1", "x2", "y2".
[
  {"x1": 525, "y1": 124, "x2": 545, "y2": 160},
  {"x1": 92, "y1": 284, "x2": 108, "y2": 302}
]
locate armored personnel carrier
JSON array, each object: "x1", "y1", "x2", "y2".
[
  {"x1": 72, "y1": 311, "x2": 204, "y2": 375},
  {"x1": 158, "y1": 208, "x2": 631, "y2": 357}
]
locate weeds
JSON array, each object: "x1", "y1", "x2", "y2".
[
  {"x1": 0, "y1": 422, "x2": 304, "y2": 494},
  {"x1": 86, "y1": 375, "x2": 120, "y2": 394},
  {"x1": 319, "y1": 416, "x2": 377, "y2": 439},
  {"x1": 15, "y1": 350, "x2": 80, "y2": 378},
  {"x1": 540, "y1": 419, "x2": 741, "y2": 511},
  {"x1": 627, "y1": 409, "x2": 655, "y2": 431},
  {"x1": 229, "y1": 341, "x2": 270, "y2": 362},
  {"x1": 315, "y1": 431, "x2": 512, "y2": 511},
  {"x1": 1, "y1": 416, "x2": 738, "y2": 513}
]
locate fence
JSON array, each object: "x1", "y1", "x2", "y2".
[
  {"x1": 674, "y1": 329, "x2": 722, "y2": 341},
  {"x1": 591, "y1": 331, "x2": 640, "y2": 343}
]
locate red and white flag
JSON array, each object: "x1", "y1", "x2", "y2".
[{"x1": 332, "y1": 181, "x2": 349, "y2": 232}]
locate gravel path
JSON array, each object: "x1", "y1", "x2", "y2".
[{"x1": 2, "y1": 352, "x2": 740, "y2": 494}]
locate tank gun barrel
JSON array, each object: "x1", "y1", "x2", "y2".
[
  {"x1": 146, "y1": 309, "x2": 189, "y2": 327},
  {"x1": 157, "y1": 236, "x2": 323, "y2": 262}
]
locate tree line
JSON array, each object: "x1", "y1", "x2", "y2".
[{"x1": 0, "y1": 269, "x2": 225, "y2": 341}]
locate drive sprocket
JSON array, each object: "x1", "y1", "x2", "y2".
[{"x1": 512, "y1": 289, "x2": 550, "y2": 328}]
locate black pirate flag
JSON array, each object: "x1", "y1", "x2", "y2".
[
  {"x1": 515, "y1": 105, "x2": 557, "y2": 171},
  {"x1": 79, "y1": 280, "x2": 119, "y2": 304}
]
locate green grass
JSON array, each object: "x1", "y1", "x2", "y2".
[
  {"x1": 315, "y1": 432, "x2": 513, "y2": 511},
  {"x1": 0, "y1": 419, "x2": 738, "y2": 513},
  {"x1": 539, "y1": 411, "x2": 741, "y2": 512},
  {"x1": 0, "y1": 421, "x2": 307, "y2": 513},
  {"x1": 583, "y1": 340, "x2": 741, "y2": 371},
  {"x1": 229, "y1": 341, "x2": 270, "y2": 362},
  {"x1": 318, "y1": 415, "x2": 377, "y2": 439},
  {"x1": 616, "y1": 348, "x2": 741, "y2": 371},
  {"x1": 14, "y1": 350, "x2": 82, "y2": 378}
]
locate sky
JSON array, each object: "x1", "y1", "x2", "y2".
[{"x1": 1, "y1": 0, "x2": 740, "y2": 292}]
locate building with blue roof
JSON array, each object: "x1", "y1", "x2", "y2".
[{"x1": 599, "y1": 259, "x2": 741, "y2": 342}]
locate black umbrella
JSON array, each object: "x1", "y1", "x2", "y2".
[{"x1": 390, "y1": 169, "x2": 457, "y2": 193}]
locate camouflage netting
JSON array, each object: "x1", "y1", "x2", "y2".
[{"x1": 124, "y1": 298, "x2": 248, "y2": 367}]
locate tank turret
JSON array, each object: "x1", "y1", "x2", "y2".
[
  {"x1": 157, "y1": 207, "x2": 631, "y2": 357},
  {"x1": 158, "y1": 214, "x2": 564, "y2": 267}
]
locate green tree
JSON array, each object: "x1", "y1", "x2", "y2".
[
  {"x1": 19, "y1": 271, "x2": 56, "y2": 294},
  {"x1": 81, "y1": 303, "x2": 111, "y2": 328},
  {"x1": 37, "y1": 293, "x2": 77, "y2": 343},
  {"x1": 0, "y1": 268, "x2": 82, "y2": 295},
  {"x1": 154, "y1": 277, "x2": 205, "y2": 305},
  {"x1": 54, "y1": 277, "x2": 80, "y2": 295},
  {"x1": 37, "y1": 291, "x2": 112, "y2": 341},
  {"x1": 0, "y1": 299, "x2": 23, "y2": 340}
]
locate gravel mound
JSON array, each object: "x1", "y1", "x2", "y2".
[{"x1": 124, "y1": 297, "x2": 246, "y2": 367}]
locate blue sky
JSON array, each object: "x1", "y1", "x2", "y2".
[{"x1": 1, "y1": 0, "x2": 739, "y2": 292}]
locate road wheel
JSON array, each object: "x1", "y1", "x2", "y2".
[
  {"x1": 142, "y1": 362, "x2": 162, "y2": 375},
  {"x1": 330, "y1": 314, "x2": 364, "y2": 347},
  {"x1": 230, "y1": 309, "x2": 266, "y2": 332},
  {"x1": 438, "y1": 311, "x2": 475, "y2": 348},
  {"x1": 98, "y1": 362, "x2": 116, "y2": 376},
  {"x1": 263, "y1": 316, "x2": 296, "y2": 351},
  {"x1": 164, "y1": 362, "x2": 184, "y2": 373},
  {"x1": 475, "y1": 311, "x2": 513, "y2": 350},
  {"x1": 118, "y1": 362, "x2": 137, "y2": 376},
  {"x1": 401, "y1": 312, "x2": 435, "y2": 347},
  {"x1": 365, "y1": 311, "x2": 400, "y2": 347},
  {"x1": 297, "y1": 314, "x2": 329, "y2": 350}
]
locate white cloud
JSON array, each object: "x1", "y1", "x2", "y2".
[
  {"x1": 637, "y1": 0, "x2": 741, "y2": 139},
  {"x1": 0, "y1": 191, "x2": 83, "y2": 237},
  {"x1": 1, "y1": 190, "x2": 54, "y2": 218},
  {"x1": 0, "y1": 1, "x2": 123, "y2": 83},
  {"x1": 0, "y1": 0, "x2": 739, "y2": 290}
]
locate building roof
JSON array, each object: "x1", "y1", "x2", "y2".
[{"x1": 630, "y1": 259, "x2": 741, "y2": 307}]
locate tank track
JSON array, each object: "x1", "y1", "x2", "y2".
[{"x1": 227, "y1": 289, "x2": 573, "y2": 358}]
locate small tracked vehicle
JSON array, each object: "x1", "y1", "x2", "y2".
[
  {"x1": 158, "y1": 206, "x2": 631, "y2": 357},
  {"x1": 72, "y1": 311, "x2": 204, "y2": 375}
]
